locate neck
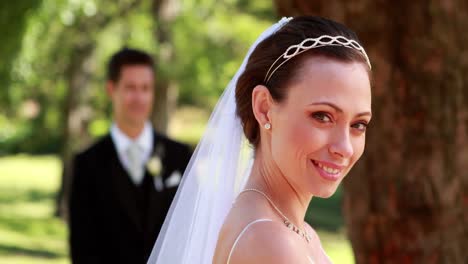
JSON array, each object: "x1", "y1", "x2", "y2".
[
  {"x1": 115, "y1": 118, "x2": 146, "y2": 139},
  {"x1": 245, "y1": 148, "x2": 312, "y2": 227}
]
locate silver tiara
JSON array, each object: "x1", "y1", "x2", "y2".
[{"x1": 264, "y1": 35, "x2": 371, "y2": 83}]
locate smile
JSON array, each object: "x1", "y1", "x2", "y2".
[{"x1": 311, "y1": 160, "x2": 345, "y2": 181}]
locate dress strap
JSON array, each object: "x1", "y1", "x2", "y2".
[{"x1": 226, "y1": 219, "x2": 273, "y2": 264}]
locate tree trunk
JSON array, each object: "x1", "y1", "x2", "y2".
[
  {"x1": 152, "y1": 0, "x2": 180, "y2": 134},
  {"x1": 274, "y1": 1, "x2": 468, "y2": 263},
  {"x1": 55, "y1": 44, "x2": 95, "y2": 220}
]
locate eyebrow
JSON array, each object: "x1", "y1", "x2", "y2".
[{"x1": 308, "y1": 102, "x2": 372, "y2": 118}]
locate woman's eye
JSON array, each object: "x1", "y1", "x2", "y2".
[
  {"x1": 312, "y1": 112, "x2": 332, "y2": 123},
  {"x1": 352, "y1": 122, "x2": 368, "y2": 132}
]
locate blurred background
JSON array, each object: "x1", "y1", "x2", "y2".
[{"x1": 0, "y1": 0, "x2": 467, "y2": 263}]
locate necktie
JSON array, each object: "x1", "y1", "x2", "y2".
[{"x1": 126, "y1": 142, "x2": 144, "y2": 184}]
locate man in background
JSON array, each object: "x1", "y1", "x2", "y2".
[{"x1": 69, "y1": 48, "x2": 191, "y2": 263}]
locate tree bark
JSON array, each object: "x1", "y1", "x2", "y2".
[
  {"x1": 151, "y1": 0, "x2": 180, "y2": 134},
  {"x1": 274, "y1": 1, "x2": 468, "y2": 263},
  {"x1": 55, "y1": 43, "x2": 95, "y2": 220}
]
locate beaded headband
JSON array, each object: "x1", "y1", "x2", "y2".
[{"x1": 264, "y1": 35, "x2": 371, "y2": 83}]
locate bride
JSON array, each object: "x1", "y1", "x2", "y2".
[{"x1": 148, "y1": 16, "x2": 372, "y2": 264}]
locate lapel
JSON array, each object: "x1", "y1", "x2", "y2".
[
  {"x1": 106, "y1": 135, "x2": 143, "y2": 233},
  {"x1": 145, "y1": 131, "x2": 170, "y2": 232},
  {"x1": 146, "y1": 131, "x2": 168, "y2": 190}
]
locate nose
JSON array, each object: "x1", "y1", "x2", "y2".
[
  {"x1": 329, "y1": 127, "x2": 354, "y2": 159},
  {"x1": 132, "y1": 86, "x2": 150, "y2": 102}
]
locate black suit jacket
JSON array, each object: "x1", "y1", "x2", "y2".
[{"x1": 69, "y1": 131, "x2": 191, "y2": 264}]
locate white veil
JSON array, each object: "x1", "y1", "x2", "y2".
[{"x1": 147, "y1": 17, "x2": 291, "y2": 264}]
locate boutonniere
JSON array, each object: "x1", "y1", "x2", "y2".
[{"x1": 146, "y1": 155, "x2": 162, "y2": 177}]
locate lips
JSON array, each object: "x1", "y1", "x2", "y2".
[{"x1": 311, "y1": 160, "x2": 345, "y2": 181}]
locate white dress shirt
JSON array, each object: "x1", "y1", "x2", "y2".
[{"x1": 110, "y1": 121, "x2": 154, "y2": 185}]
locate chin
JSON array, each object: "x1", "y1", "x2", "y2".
[
  {"x1": 128, "y1": 116, "x2": 148, "y2": 125},
  {"x1": 311, "y1": 185, "x2": 339, "y2": 199},
  {"x1": 315, "y1": 191, "x2": 335, "y2": 199}
]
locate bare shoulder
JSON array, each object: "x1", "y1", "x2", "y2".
[
  {"x1": 304, "y1": 222, "x2": 321, "y2": 243},
  {"x1": 304, "y1": 222, "x2": 333, "y2": 263},
  {"x1": 228, "y1": 220, "x2": 308, "y2": 264}
]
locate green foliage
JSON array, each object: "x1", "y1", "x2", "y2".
[
  {"x1": 0, "y1": 1, "x2": 42, "y2": 105},
  {"x1": 172, "y1": 0, "x2": 275, "y2": 107},
  {"x1": 2, "y1": 0, "x2": 155, "y2": 154},
  {"x1": 307, "y1": 187, "x2": 345, "y2": 231}
]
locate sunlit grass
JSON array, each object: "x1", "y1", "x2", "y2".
[
  {"x1": 318, "y1": 229, "x2": 355, "y2": 263},
  {"x1": 0, "y1": 256, "x2": 68, "y2": 264},
  {"x1": 0, "y1": 155, "x2": 69, "y2": 263},
  {"x1": 0, "y1": 155, "x2": 61, "y2": 191}
]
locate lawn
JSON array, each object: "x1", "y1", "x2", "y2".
[{"x1": 0, "y1": 155, "x2": 68, "y2": 264}]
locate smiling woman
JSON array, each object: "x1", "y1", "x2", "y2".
[
  {"x1": 213, "y1": 17, "x2": 371, "y2": 264},
  {"x1": 149, "y1": 16, "x2": 372, "y2": 264}
]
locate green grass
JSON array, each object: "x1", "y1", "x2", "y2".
[
  {"x1": 0, "y1": 155, "x2": 69, "y2": 264},
  {"x1": 318, "y1": 229, "x2": 355, "y2": 263}
]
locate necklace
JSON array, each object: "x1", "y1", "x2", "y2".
[{"x1": 239, "y1": 188, "x2": 311, "y2": 243}]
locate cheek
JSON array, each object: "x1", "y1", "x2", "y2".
[
  {"x1": 119, "y1": 89, "x2": 134, "y2": 104},
  {"x1": 144, "y1": 90, "x2": 154, "y2": 104},
  {"x1": 271, "y1": 115, "x2": 323, "y2": 172},
  {"x1": 349, "y1": 136, "x2": 366, "y2": 167},
  {"x1": 273, "y1": 116, "x2": 304, "y2": 155},
  {"x1": 285, "y1": 116, "x2": 330, "y2": 157},
  {"x1": 287, "y1": 121, "x2": 313, "y2": 156},
  {"x1": 133, "y1": 88, "x2": 153, "y2": 105},
  {"x1": 128, "y1": 91, "x2": 148, "y2": 106},
  {"x1": 115, "y1": 92, "x2": 129, "y2": 108}
]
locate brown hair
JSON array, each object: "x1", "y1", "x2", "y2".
[
  {"x1": 107, "y1": 47, "x2": 154, "y2": 82},
  {"x1": 235, "y1": 16, "x2": 371, "y2": 147}
]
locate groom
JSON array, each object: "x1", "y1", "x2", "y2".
[{"x1": 69, "y1": 48, "x2": 192, "y2": 264}]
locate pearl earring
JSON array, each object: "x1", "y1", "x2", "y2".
[{"x1": 264, "y1": 123, "x2": 271, "y2": 130}]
